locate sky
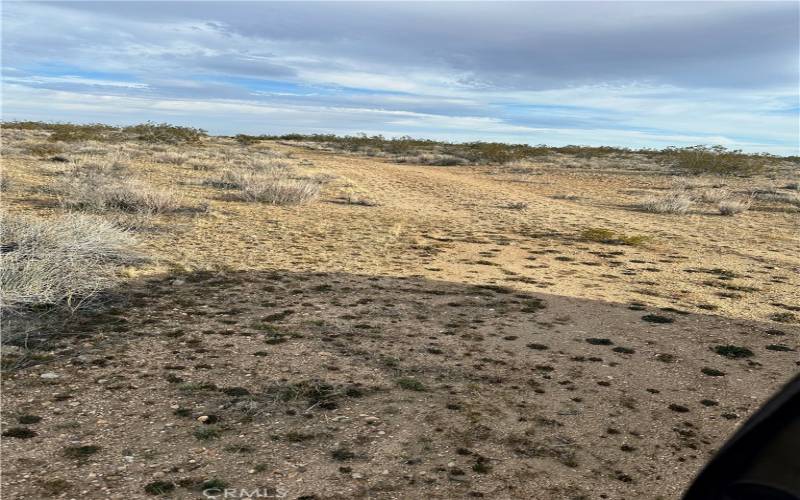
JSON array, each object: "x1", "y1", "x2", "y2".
[{"x1": 2, "y1": 1, "x2": 799, "y2": 154}]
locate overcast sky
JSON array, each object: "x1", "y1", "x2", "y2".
[{"x1": 2, "y1": 1, "x2": 799, "y2": 153}]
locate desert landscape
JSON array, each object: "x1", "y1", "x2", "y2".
[{"x1": 1, "y1": 123, "x2": 798, "y2": 499}]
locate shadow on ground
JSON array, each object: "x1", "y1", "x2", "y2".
[{"x1": 2, "y1": 269, "x2": 798, "y2": 499}]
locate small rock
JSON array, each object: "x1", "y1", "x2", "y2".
[{"x1": 40, "y1": 372, "x2": 60, "y2": 379}]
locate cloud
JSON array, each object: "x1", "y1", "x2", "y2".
[{"x1": 2, "y1": 1, "x2": 798, "y2": 153}]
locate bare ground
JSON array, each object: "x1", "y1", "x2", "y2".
[{"x1": 2, "y1": 136, "x2": 799, "y2": 499}]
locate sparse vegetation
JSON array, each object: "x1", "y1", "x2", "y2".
[
  {"x1": 4, "y1": 121, "x2": 206, "y2": 144},
  {"x1": 205, "y1": 166, "x2": 321, "y2": 205},
  {"x1": 638, "y1": 191, "x2": 692, "y2": 214},
  {"x1": 1, "y1": 122, "x2": 797, "y2": 500}
]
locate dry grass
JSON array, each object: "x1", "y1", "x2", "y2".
[{"x1": 638, "y1": 191, "x2": 692, "y2": 214}]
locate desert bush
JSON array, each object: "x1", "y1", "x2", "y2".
[
  {"x1": 2, "y1": 121, "x2": 206, "y2": 144},
  {"x1": 237, "y1": 177, "x2": 320, "y2": 205},
  {"x1": 126, "y1": 122, "x2": 206, "y2": 144},
  {"x1": 503, "y1": 201, "x2": 529, "y2": 210},
  {"x1": 188, "y1": 160, "x2": 217, "y2": 171},
  {"x1": 336, "y1": 187, "x2": 377, "y2": 206},
  {"x1": 663, "y1": 145, "x2": 770, "y2": 176},
  {"x1": 751, "y1": 190, "x2": 800, "y2": 207},
  {"x1": 153, "y1": 151, "x2": 189, "y2": 165},
  {"x1": 1, "y1": 212, "x2": 141, "y2": 344},
  {"x1": 784, "y1": 182, "x2": 799, "y2": 190},
  {"x1": 551, "y1": 193, "x2": 579, "y2": 201},
  {"x1": 205, "y1": 168, "x2": 320, "y2": 205},
  {"x1": 55, "y1": 167, "x2": 180, "y2": 215},
  {"x1": 718, "y1": 199, "x2": 751, "y2": 216},
  {"x1": 21, "y1": 141, "x2": 66, "y2": 157},
  {"x1": 694, "y1": 188, "x2": 731, "y2": 204},
  {"x1": 395, "y1": 153, "x2": 469, "y2": 166},
  {"x1": 638, "y1": 191, "x2": 692, "y2": 214}
]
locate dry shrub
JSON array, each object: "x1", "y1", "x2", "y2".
[
  {"x1": 396, "y1": 153, "x2": 468, "y2": 166},
  {"x1": 718, "y1": 199, "x2": 751, "y2": 216},
  {"x1": 205, "y1": 168, "x2": 320, "y2": 205},
  {"x1": 55, "y1": 164, "x2": 181, "y2": 215},
  {"x1": 638, "y1": 191, "x2": 692, "y2": 214},
  {"x1": 22, "y1": 141, "x2": 66, "y2": 158},
  {"x1": 751, "y1": 190, "x2": 800, "y2": 207},
  {"x1": 153, "y1": 151, "x2": 189, "y2": 165},
  {"x1": 336, "y1": 187, "x2": 377, "y2": 206},
  {"x1": 1, "y1": 212, "x2": 141, "y2": 344},
  {"x1": 551, "y1": 193, "x2": 579, "y2": 201},
  {"x1": 237, "y1": 176, "x2": 320, "y2": 205},
  {"x1": 188, "y1": 160, "x2": 218, "y2": 171},
  {"x1": 694, "y1": 188, "x2": 731, "y2": 204}
]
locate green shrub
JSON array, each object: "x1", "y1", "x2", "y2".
[
  {"x1": 2, "y1": 121, "x2": 206, "y2": 144},
  {"x1": 663, "y1": 145, "x2": 771, "y2": 176}
]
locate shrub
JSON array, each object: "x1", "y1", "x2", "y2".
[
  {"x1": 2, "y1": 121, "x2": 206, "y2": 144},
  {"x1": 695, "y1": 188, "x2": 731, "y2": 204},
  {"x1": 122, "y1": 122, "x2": 206, "y2": 144},
  {"x1": 718, "y1": 199, "x2": 750, "y2": 216},
  {"x1": 1, "y1": 212, "x2": 140, "y2": 343},
  {"x1": 638, "y1": 191, "x2": 692, "y2": 214},
  {"x1": 337, "y1": 188, "x2": 377, "y2": 206},
  {"x1": 205, "y1": 168, "x2": 320, "y2": 205},
  {"x1": 663, "y1": 145, "x2": 770, "y2": 176},
  {"x1": 23, "y1": 141, "x2": 66, "y2": 157},
  {"x1": 396, "y1": 153, "x2": 469, "y2": 166},
  {"x1": 752, "y1": 191, "x2": 800, "y2": 207},
  {"x1": 238, "y1": 177, "x2": 320, "y2": 205},
  {"x1": 153, "y1": 151, "x2": 189, "y2": 165},
  {"x1": 396, "y1": 377, "x2": 426, "y2": 391},
  {"x1": 55, "y1": 168, "x2": 181, "y2": 215}
]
